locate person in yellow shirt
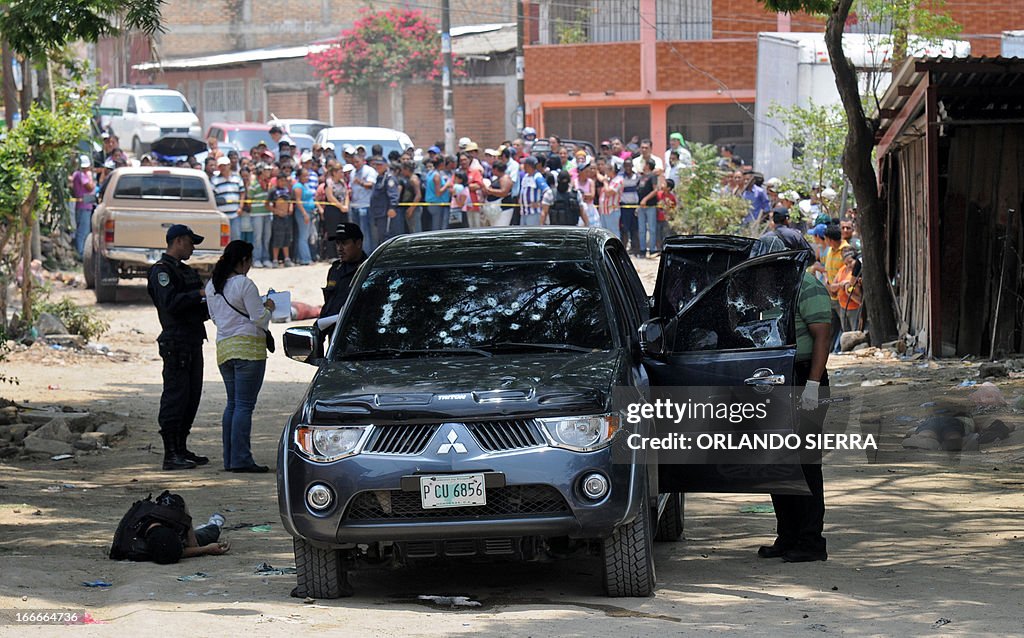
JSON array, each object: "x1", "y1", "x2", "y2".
[{"x1": 822, "y1": 225, "x2": 848, "y2": 352}]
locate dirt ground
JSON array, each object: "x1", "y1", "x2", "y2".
[{"x1": 2, "y1": 258, "x2": 1023, "y2": 637}]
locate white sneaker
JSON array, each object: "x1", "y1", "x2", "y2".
[
  {"x1": 283, "y1": 259, "x2": 294, "y2": 267},
  {"x1": 252, "y1": 261, "x2": 263, "y2": 268},
  {"x1": 208, "y1": 512, "x2": 225, "y2": 528},
  {"x1": 262, "y1": 260, "x2": 273, "y2": 268},
  {"x1": 269, "y1": 261, "x2": 279, "y2": 268}
]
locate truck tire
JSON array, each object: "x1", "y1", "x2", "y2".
[
  {"x1": 94, "y1": 252, "x2": 118, "y2": 303},
  {"x1": 655, "y1": 492, "x2": 684, "y2": 542},
  {"x1": 602, "y1": 490, "x2": 656, "y2": 597},
  {"x1": 292, "y1": 538, "x2": 353, "y2": 599},
  {"x1": 132, "y1": 136, "x2": 146, "y2": 157},
  {"x1": 82, "y1": 235, "x2": 96, "y2": 290}
]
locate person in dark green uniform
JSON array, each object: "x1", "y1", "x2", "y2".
[{"x1": 147, "y1": 225, "x2": 211, "y2": 471}]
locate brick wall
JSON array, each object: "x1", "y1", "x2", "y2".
[
  {"x1": 267, "y1": 91, "x2": 311, "y2": 121},
  {"x1": 525, "y1": 43, "x2": 642, "y2": 95},
  {"x1": 656, "y1": 40, "x2": 758, "y2": 92},
  {"x1": 712, "y1": 0, "x2": 823, "y2": 36},
  {"x1": 156, "y1": 0, "x2": 515, "y2": 58},
  {"x1": 949, "y1": 2, "x2": 1024, "y2": 56}
]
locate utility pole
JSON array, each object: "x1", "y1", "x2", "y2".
[
  {"x1": 515, "y1": 0, "x2": 525, "y2": 133},
  {"x1": 441, "y1": 0, "x2": 456, "y2": 155}
]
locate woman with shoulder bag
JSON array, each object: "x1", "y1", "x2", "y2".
[{"x1": 204, "y1": 240, "x2": 275, "y2": 473}]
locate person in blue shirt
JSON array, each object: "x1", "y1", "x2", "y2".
[
  {"x1": 368, "y1": 156, "x2": 401, "y2": 242},
  {"x1": 742, "y1": 174, "x2": 771, "y2": 225}
]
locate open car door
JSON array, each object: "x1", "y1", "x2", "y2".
[
  {"x1": 645, "y1": 249, "x2": 810, "y2": 494},
  {"x1": 652, "y1": 235, "x2": 757, "y2": 318}
]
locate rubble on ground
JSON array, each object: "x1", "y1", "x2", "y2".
[{"x1": 0, "y1": 406, "x2": 128, "y2": 461}]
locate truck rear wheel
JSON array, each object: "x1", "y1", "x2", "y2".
[
  {"x1": 82, "y1": 235, "x2": 96, "y2": 290},
  {"x1": 292, "y1": 538, "x2": 353, "y2": 599},
  {"x1": 602, "y1": 490, "x2": 656, "y2": 597},
  {"x1": 655, "y1": 492, "x2": 684, "y2": 542},
  {"x1": 94, "y1": 252, "x2": 118, "y2": 303}
]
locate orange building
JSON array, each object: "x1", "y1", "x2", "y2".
[{"x1": 522, "y1": 0, "x2": 1021, "y2": 159}]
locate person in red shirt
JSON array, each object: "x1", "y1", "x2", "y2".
[{"x1": 654, "y1": 178, "x2": 677, "y2": 254}]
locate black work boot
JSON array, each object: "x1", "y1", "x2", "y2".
[
  {"x1": 162, "y1": 433, "x2": 196, "y2": 470},
  {"x1": 178, "y1": 432, "x2": 209, "y2": 466}
]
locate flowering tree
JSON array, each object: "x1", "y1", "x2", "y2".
[
  {"x1": 308, "y1": 9, "x2": 462, "y2": 130},
  {"x1": 308, "y1": 9, "x2": 456, "y2": 93}
]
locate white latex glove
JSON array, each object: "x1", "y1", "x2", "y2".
[{"x1": 801, "y1": 380, "x2": 820, "y2": 411}]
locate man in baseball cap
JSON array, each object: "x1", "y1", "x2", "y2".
[
  {"x1": 165, "y1": 223, "x2": 204, "y2": 246},
  {"x1": 321, "y1": 223, "x2": 367, "y2": 319}
]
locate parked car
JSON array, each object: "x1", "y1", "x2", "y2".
[
  {"x1": 83, "y1": 167, "x2": 229, "y2": 302},
  {"x1": 314, "y1": 126, "x2": 413, "y2": 160},
  {"x1": 98, "y1": 87, "x2": 201, "y2": 156},
  {"x1": 205, "y1": 122, "x2": 273, "y2": 158},
  {"x1": 278, "y1": 228, "x2": 810, "y2": 598},
  {"x1": 529, "y1": 138, "x2": 596, "y2": 158},
  {"x1": 267, "y1": 117, "x2": 329, "y2": 140}
]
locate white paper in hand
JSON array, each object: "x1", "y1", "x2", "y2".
[{"x1": 266, "y1": 291, "x2": 291, "y2": 322}]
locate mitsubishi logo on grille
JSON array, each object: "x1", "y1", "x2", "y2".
[{"x1": 437, "y1": 428, "x2": 467, "y2": 454}]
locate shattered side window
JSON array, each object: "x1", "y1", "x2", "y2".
[
  {"x1": 335, "y1": 261, "x2": 612, "y2": 356},
  {"x1": 672, "y1": 259, "x2": 797, "y2": 353},
  {"x1": 657, "y1": 248, "x2": 750, "y2": 317}
]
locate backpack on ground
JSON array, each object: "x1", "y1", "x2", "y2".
[{"x1": 109, "y1": 491, "x2": 192, "y2": 561}]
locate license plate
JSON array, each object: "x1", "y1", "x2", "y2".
[{"x1": 419, "y1": 473, "x2": 486, "y2": 509}]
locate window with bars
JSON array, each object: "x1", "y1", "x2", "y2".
[
  {"x1": 541, "y1": 0, "x2": 639, "y2": 44},
  {"x1": 248, "y1": 79, "x2": 263, "y2": 119},
  {"x1": 656, "y1": 0, "x2": 712, "y2": 41},
  {"x1": 544, "y1": 106, "x2": 650, "y2": 144}
]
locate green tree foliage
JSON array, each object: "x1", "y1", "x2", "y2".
[
  {"x1": 767, "y1": 101, "x2": 846, "y2": 193},
  {"x1": 668, "y1": 143, "x2": 751, "y2": 236},
  {"x1": 0, "y1": 0, "x2": 165, "y2": 59},
  {"x1": 0, "y1": 85, "x2": 92, "y2": 328}
]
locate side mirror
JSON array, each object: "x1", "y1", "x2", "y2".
[
  {"x1": 214, "y1": 195, "x2": 227, "y2": 207},
  {"x1": 638, "y1": 319, "x2": 666, "y2": 358},
  {"x1": 284, "y1": 326, "x2": 319, "y2": 364}
]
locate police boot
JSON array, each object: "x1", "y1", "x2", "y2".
[
  {"x1": 162, "y1": 433, "x2": 196, "y2": 470},
  {"x1": 178, "y1": 432, "x2": 209, "y2": 466}
]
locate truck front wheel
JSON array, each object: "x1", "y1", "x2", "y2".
[
  {"x1": 292, "y1": 538, "x2": 353, "y2": 599},
  {"x1": 602, "y1": 488, "x2": 656, "y2": 597}
]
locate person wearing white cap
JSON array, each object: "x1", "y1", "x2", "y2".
[
  {"x1": 211, "y1": 155, "x2": 245, "y2": 240},
  {"x1": 458, "y1": 137, "x2": 471, "y2": 150},
  {"x1": 71, "y1": 156, "x2": 96, "y2": 256}
]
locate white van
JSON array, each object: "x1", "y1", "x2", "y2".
[
  {"x1": 98, "y1": 87, "x2": 202, "y2": 156},
  {"x1": 314, "y1": 126, "x2": 413, "y2": 160}
]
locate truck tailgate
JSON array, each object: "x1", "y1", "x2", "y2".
[{"x1": 108, "y1": 207, "x2": 226, "y2": 249}]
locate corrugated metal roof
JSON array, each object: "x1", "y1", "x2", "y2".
[
  {"x1": 877, "y1": 56, "x2": 1024, "y2": 142},
  {"x1": 134, "y1": 23, "x2": 515, "y2": 72}
]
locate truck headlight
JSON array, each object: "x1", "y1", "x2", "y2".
[
  {"x1": 539, "y1": 415, "x2": 619, "y2": 451},
  {"x1": 294, "y1": 425, "x2": 368, "y2": 461}
]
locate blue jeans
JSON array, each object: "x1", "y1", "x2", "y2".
[
  {"x1": 294, "y1": 211, "x2": 312, "y2": 264},
  {"x1": 637, "y1": 206, "x2": 657, "y2": 254},
  {"x1": 218, "y1": 358, "x2": 266, "y2": 470},
  {"x1": 75, "y1": 206, "x2": 93, "y2": 256},
  {"x1": 619, "y1": 206, "x2": 640, "y2": 254},
  {"x1": 374, "y1": 213, "x2": 406, "y2": 245},
  {"x1": 251, "y1": 214, "x2": 272, "y2": 263},
  {"x1": 228, "y1": 216, "x2": 241, "y2": 241},
  {"x1": 520, "y1": 213, "x2": 542, "y2": 226},
  {"x1": 424, "y1": 205, "x2": 448, "y2": 231},
  {"x1": 601, "y1": 210, "x2": 621, "y2": 239},
  {"x1": 352, "y1": 207, "x2": 372, "y2": 253}
]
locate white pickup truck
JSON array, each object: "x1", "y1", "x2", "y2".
[{"x1": 83, "y1": 167, "x2": 229, "y2": 302}]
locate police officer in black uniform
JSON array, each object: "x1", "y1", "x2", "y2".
[
  {"x1": 320, "y1": 223, "x2": 368, "y2": 320},
  {"x1": 368, "y1": 155, "x2": 401, "y2": 246},
  {"x1": 147, "y1": 225, "x2": 210, "y2": 471}
]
